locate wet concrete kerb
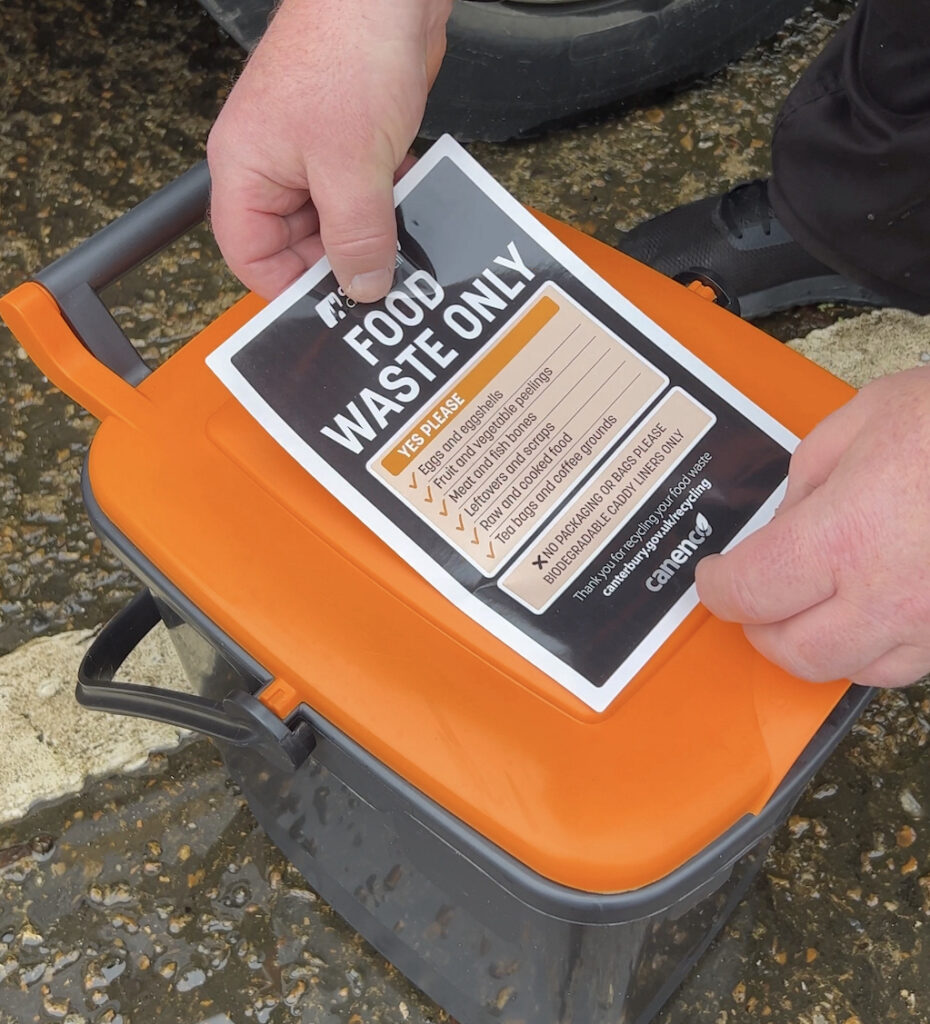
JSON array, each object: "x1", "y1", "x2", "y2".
[
  {"x1": 0, "y1": 623, "x2": 190, "y2": 825},
  {"x1": 789, "y1": 307, "x2": 930, "y2": 386}
]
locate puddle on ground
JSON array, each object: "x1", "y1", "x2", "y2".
[{"x1": 0, "y1": 740, "x2": 450, "y2": 1024}]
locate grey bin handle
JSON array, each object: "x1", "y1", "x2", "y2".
[
  {"x1": 78, "y1": 589, "x2": 316, "y2": 772},
  {"x1": 35, "y1": 162, "x2": 211, "y2": 386}
]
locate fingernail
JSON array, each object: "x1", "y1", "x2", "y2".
[{"x1": 347, "y1": 268, "x2": 393, "y2": 303}]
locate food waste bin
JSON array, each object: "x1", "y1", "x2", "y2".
[{"x1": 0, "y1": 161, "x2": 872, "y2": 1024}]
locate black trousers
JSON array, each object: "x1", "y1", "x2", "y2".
[{"x1": 769, "y1": 0, "x2": 930, "y2": 312}]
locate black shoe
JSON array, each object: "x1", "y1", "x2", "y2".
[{"x1": 617, "y1": 180, "x2": 890, "y2": 319}]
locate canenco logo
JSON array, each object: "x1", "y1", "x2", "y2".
[{"x1": 645, "y1": 513, "x2": 712, "y2": 592}]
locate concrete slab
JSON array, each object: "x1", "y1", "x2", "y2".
[
  {"x1": 0, "y1": 623, "x2": 189, "y2": 825},
  {"x1": 790, "y1": 307, "x2": 930, "y2": 386}
]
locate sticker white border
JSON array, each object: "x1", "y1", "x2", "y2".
[{"x1": 207, "y1": 135, "x2": 798, "y2": 713}]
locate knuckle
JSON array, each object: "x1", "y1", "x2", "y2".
[
  {"x1": 324, "y1": 224, "x2": 396, "y2": 263},
  {"x1": 826, "y1": 505, "x2": 881, "y2": 580},
  {"x1": 781, "y1": 642, "x2": 830, "y2": 682},
  {"x1": 205, "y1": 117, "x2": 236, "y2": 167},
  {"x1": 726, "y1": 566, "x2": 767, "y2": 622},
  {"x1": 852, "y1": 664, "x2": 897, "y2": 688},
  {"x1": 748, "y1": 624, "x2": 828, "y2": 682}
]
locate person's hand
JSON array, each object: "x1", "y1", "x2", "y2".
[
  {"x1": 696, "y1": 367, "x2": 930, "y2": 687},
  {"x1": 207, "y1": 0, "x2": 452, "y2": 300}
]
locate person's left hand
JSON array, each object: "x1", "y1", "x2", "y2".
[
  {"x1": 207, "y1": 0, "x2": 451, "y2": 300},
  {"x1": 696, "y1": 366, "x2": 930, "y2": 687}
]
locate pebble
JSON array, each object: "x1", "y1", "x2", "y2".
[
  {"x1": 284, "y1": 979, "x2": 307, "y2": 1007},
  {"x1": 175, "y1": 967, "x2": 206, "y2": 992},
  {"x1": 88, "y1": 883, "x2": 133, "y2": 907},
  {"x1": 42, "y1": 993, "x2": 70, "y2": 1018},
  {"x1": 158, "y1": 960, "x2": 177, "y2": 980},
  {"x1": 788, "y1": 815, "x2": 811, "y2": 838},
  {"x1": 494, "y1": 985, "x2": 515, "y2": 1010},
  {"x1": 18, "y1": 924, "x2": 44, "y2": 947},
  {"x1": 897, "y1": 825, "x2": 917, "y2": 847},
  {"x1": 51, "y1": 950, "x2": 79, "y2": 974},
  {"x1": 20, "y1": 961, "x2": 48, "y2": 986},
  {"x1": 900, "y1": 789, "x2": 924, "y2": 819}
]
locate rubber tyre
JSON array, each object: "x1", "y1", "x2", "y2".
[{"x1": 197, "y1": 0, "x2": 812, "y2": 142}]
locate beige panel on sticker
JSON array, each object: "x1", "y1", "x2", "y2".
[{"x1": 499, "y1": 389, "x2": 714, "y2": 611}]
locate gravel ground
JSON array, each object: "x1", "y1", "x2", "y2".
[{"x1": 2, "y1": 0, "x2": 929, "y2": 1022}]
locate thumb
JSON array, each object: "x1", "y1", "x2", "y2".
[{"x1": 308, "y1": 154, "x2": 399, "y2": 303}]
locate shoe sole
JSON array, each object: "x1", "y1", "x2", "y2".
[{"x1": 740, "y1": 274, "x2": 889, "y2": 320}]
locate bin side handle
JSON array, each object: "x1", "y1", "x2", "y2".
[{"x1": 79, "y1": 590, "x2": 315, "y2": 772}]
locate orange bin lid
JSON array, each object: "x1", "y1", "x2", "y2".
[{"x1": 2, "y1": 216, "x2": 852, "y2": 894}]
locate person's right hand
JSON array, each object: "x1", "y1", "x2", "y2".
[
  {"x1": 207, "y1": 0, "x2": 452, "y2": 301},
  {"x1": 696, "y1": 367, "x2": 930, "y2": 688}
]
